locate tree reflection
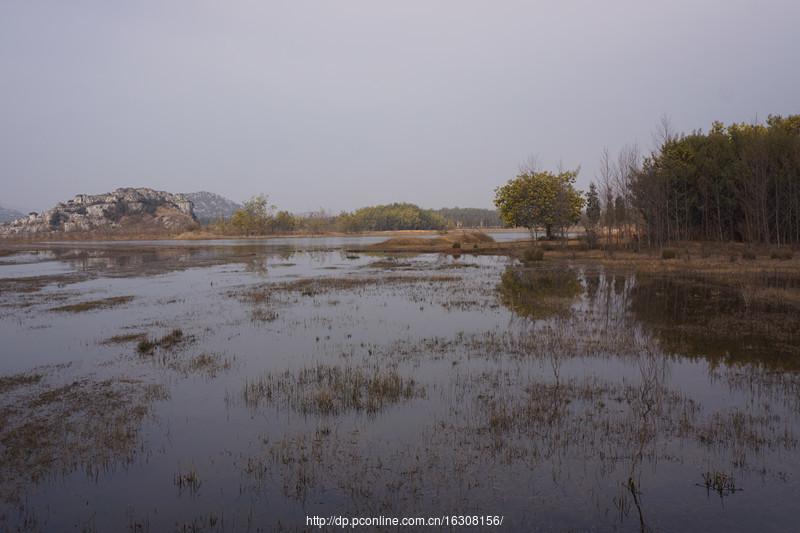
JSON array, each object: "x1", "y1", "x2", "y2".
[{"x1": 498, "y1": 267, "x2": 582, "y2": 320}]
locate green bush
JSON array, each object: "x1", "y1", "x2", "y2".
[{"x1": 661, "y1": 249, "x2": 677, "y2": 260}]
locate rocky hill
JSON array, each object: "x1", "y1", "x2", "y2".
[
  {"x1": 0, "y1": 205, "x2": 25, "y2": 223},
  {"x1": 0, "y1": 188, "x2": 198, "y2": 238},
  {"x1": 182, "y1": 191, "x2": 240, "y2": 224}
]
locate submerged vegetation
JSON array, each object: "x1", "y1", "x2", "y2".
[
  {"x1": 242, "y1": 364, "x2": 424, "y2": 415},
  {"x1": 49, "y1": 295, "x2": 134, "y2": 313},
  {"x1": 136, "y1": 328, "x2": 190, "y2": 355},
  {"x1": 0, "y1": 374, "x2": 168, "y2": 502}
]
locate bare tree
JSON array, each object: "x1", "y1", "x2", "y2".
[
  {"x1": 518, "y1": 154, "x2": 541, "y2": 175},
  {"x1": 615, "y1": 144, "x2": 641, "y2": 245},
  {"x1": 598, "y1": 147, "x2": 616, "y2": 247}
]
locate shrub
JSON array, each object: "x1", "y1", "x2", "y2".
[
  {"x1": 522, "y1": 248, "x2": 544, "y2": 262},
  {"x1": 742, "y1": 250, "x2": 757, "y2": 260},
  {"x1": 661, "y1": 249, "x2": 676, "y2": 260},
  {"x1": 451, "y1": 241, "x2": 461, "y2": 249},
  {"x1": 137, "y1": 339, "x2": 155, "y2": 355}
]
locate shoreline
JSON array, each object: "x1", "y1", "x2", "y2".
[{"x1": 0, "y1": 227, "x2": 520, "y2": 245}]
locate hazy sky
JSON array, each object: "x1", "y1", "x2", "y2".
[{"x1": 1, "y1": 1, "x2": 798, "y2": 213}]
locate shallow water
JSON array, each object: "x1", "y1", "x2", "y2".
[{"x1": 0, "y1": 241, "x2": 798, "y2": 532}]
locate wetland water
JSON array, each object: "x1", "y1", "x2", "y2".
[{"x1": 1, "y1": 236, "x2": 799, "y2": 532}]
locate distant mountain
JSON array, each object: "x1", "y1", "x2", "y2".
[
  {"x1": 182, "y1": 191, "x2": 241, "y2": 223},
  {"x1": 0, "y1": 188, "x2": 197, "y2": 237},
  {"x1": 0, "y1": 205, "x2": 24, "y2": 223}
]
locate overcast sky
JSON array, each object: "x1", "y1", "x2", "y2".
[{"x1": 1, "y1": 1, "x2": 798, "y2": 213}]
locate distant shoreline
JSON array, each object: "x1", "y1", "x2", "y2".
[{"x1": 0, "y1": 227, "x2": 528, "y2": 244}]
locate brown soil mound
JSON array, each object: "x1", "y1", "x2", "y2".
[{"x1": 375, "y1": 231, "x2": 495, "y2": 248}]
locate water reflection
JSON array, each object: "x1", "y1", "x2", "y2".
[
  {"x1": 0, "y1": 246, "x2": 799, "y2": 532},
  {"x1": 627, "y1": 274, "x2": 800, "y2": 369},
  {"x1": 498, "y1": 266, "x2": 582, "y2": 319},
  {"x1": 500, "y1": 265, "x2": 800, "y2": 371}
]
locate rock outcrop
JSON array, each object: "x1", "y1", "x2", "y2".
[
  {"x1": 182, "y1": 191, "x2": 240, "y2": 224},
  {"x1": 0, "y1": 188, "x2": 198, "y2": 237}
]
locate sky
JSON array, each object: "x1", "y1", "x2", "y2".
[{"x1": 1, "y1": 1, "x2": 798, "y2": 213}]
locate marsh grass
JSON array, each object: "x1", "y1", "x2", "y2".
[
  {"x1": 136, "y1": 328, "x2": 190, "y2": 355},
  {"x1": 0, "y1": 376, "x2": 168, "y2": 502},
  {"x1": 169, "y1": 353, "x2": 233, "y2": 378},
  {"x1": 699, "y1": 471, "x2": 741, "y2": 497},
  {"x1": 243, "y1": 364, "x2": 424, "y2": 415},
  {"x1": 174, "y1": 467, "x2": 202, "y2": 496},
  {"x1": 0, "y1": 273, "x2": 89, "y2": 294},
  {"x1": 364, "y1": 258, "x2": 479, "y2": 271},
  {"x1": 364, "y1": 259, "x2": 415, "y2": 270},
  {"x1": 233, "y1": 274, "x2": 460, "y2": 301},
  {"x1": 101, "y1": 332, "x2": 147, "y2": 345},
  {"x1": 50, "y1": 295, "x2": 134, "y2": 313},
  {"x1": 0, "y1": 372, "x2": 43, "y2": 394},
  {"x1": 250, "y1": 308, "x2": 278, "y2": 322}
]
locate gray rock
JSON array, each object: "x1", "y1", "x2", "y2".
[{"x1": 0, "y1": 188, "x2": 198, "y2": 237}]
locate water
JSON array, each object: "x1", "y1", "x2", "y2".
[{"x1": 0, "y1": 238, "x2": 798, "y2": 532}]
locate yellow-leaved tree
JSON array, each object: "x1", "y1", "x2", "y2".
[{"x1": 494, "y1": 169, "x2": 584, "y2": 240}]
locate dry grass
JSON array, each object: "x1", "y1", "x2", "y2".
[
  {"x1": 364, "y1": 231, "x2": 499, "y2": 253},
  {"x1": 136, "y1": 328, "x2": 190, "y2": 355},
  {"x1": 169, "y1": 353, "x2": 233, "y2": 378},
  {"x1": 0, "y1": 372, "x2": 43, "y2": 394},
  {"x1": 101, "y1": 332, "x2": 147, "y2": 345},
  {"x1": 0, "y1": 375, "x2": 168, "y2": 502},
  {"x1": 242, "y1": 364, "x2": 424, "y2": 415},
  {"x1": 0, "y1": 273, "x2": 88, "y2": 294},
  {"x1": 50, "y1": 295, "x2": 134, "y2": 313},
  {"x1": 233, "y1": 274, "x2": 460, "y2": 301},
  {"x1": 174, "y1": 467, "x2": 202, "y2": 495}
]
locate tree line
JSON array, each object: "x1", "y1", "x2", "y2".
[
  {"x1": 630, "y1": 115, "x2": 800, "y2": 246},
  {"x1": 213, "y1": 198, "x2": 501, "y2": 235},
  {"x1": 497, "y1": 114, "x2": 800, "y2": 247}
]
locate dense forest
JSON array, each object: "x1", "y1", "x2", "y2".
[
  {"x1": 336, "y1": 203, "x2": 446, "y2": 232},
  {"x1": 336, "y1": 205, "x2": 501, "y2": 231},
  {"x1": 617, "y1": 115, "x2": 800, "y2": 246}
]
